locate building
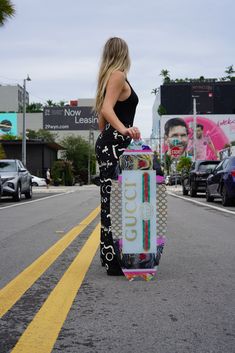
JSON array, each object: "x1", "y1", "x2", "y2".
[
  {"x1": 0, "y1": 84, "x2": 29, "y2": 113},
  {"x1": 0, "y1": 140, "x2": 64, "y2": 176},
  {"x1": 0, "y1": 98, "x2": 100, "y2": 176},
  {"x1": 152, "y1": 81, "x2": 235, "y2": 161}
]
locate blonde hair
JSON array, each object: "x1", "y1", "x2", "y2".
[{"x1": 94, "y1": 37, "x2": 131, "y2": 113}]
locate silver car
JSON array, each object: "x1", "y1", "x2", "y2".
[{"x1": 0, "y1": 159, "x2": 33, "y2": 201}]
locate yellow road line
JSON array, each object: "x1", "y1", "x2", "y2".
[
  {"x1": 11, "y1": 223, "x2": 100, "y2": 353},
  {"x1": 0, "y1": 206, "x2": 100, "y2": 318}
]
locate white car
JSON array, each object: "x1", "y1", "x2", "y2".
[{"x1": 31, "y1": 175, "x2": 47, "y2": 187}]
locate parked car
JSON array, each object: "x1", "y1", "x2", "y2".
[
  {"x1": 168, "y1": 173, "x2": 181, "y2": 186},
  {"x1": 206, "y1": 156, "x2": 235, "y2": 206},
  {"x1": 165, "y1": 175, "x2": 170, "y2": 185},
  {"x1": 181, "y1": 160, "x2": 220, "y2": 197},
  {"x1": 31, "y1": 175, "x2": 47, "y2": 187},
  {"x1": 0, "y1": 175, "x2": 2, "y2": 200},
  {"x1": 91, "y1": 174, "x2": 100, "y2": 186},
  {"x1": 0, "y1": 159, "x2": 32, "y2": 201}
]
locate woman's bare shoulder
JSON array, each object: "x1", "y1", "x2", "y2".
[{"x1": 109, "y1": 70, "x2": 126, "y2": 83}]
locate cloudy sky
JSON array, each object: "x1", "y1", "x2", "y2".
[{"x1": 1, "y1": 0, "x2": 235, "y2": 137}]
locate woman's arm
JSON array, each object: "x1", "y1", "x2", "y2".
[
  {"x1": 100, "y1": 71, "x2": 140, "y2": 139},
  {"x1": 98, "y1": 114, "x2": 106, "y2": 132}
]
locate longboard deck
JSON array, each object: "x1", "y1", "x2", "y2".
[{"x1": 110, "y1": 146, "x2": 167, "y2": 281}]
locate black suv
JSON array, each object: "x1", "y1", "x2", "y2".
[{"x1": 181, "y1": 160, "x2": 220, "y2": 197}]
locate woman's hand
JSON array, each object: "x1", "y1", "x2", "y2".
[{"x1": 122, "y1": 126, "x2": 141, "y2": 140}]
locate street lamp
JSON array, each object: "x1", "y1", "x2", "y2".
[
  {"x1": 22, "y1": 75, "x2": 31, "y2": 166},
  {"x1": 87, "y1": 130, "x2": 94, "y2": 185}
]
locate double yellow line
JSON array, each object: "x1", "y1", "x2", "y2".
[{"x1": 0, "y1": 206, "x2": 100, "y2": 352}]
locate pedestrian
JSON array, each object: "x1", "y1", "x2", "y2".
[
  {"x1": 94, "y1": 37, "x2": 140, "y2": 276},
  {"x1": 46, "y1": 168, "x2": 51, "y2": 189}
]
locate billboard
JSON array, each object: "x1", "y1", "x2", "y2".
[
  {"x1": 161, "y1": 115, "x2": 235, "y2": 160},
  {"x1": 43, "y1": 106, "x2": 99, "y2": 131},
  {"x1": 0, "y1": 113, "x2": 18, "y2": 136}
]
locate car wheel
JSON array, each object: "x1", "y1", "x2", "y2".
[
  {"x1": 182, "y1": 180, "x2": 189, "y2": 195},
  {"x1": 206, "y1": 187, "x2": 214, "y2": 202},
  {"x1": 25, "y1": 184, "x2": 33, "y2": 199},
  {"x1": 13, "y1": 184, "x2": 21, "y2": 202},
  {"x1": 32, "y1": 182, "x2": 38, "y2": 186},
  {"x1": 221, "y1": 185, "x2": 231, "y2": 206},
  {"x1": 190, "y1": 184, "x2": 197, "y2": 197}
]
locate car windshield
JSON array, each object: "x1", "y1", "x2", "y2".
[
  {"x1": 198, "y1": 163, "x2": 218, "y2": 172},
  {"x1": 0, "y1": 161, "x2": 17, "y2": 172}
]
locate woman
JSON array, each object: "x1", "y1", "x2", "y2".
[{"x1": 95, "y1": 37, "x2": 140, "y2": 276}]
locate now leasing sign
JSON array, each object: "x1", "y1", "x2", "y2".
[
  {"x1": 43, "y1": 107, "x2": 99, "y2": 131},
  {"x1": 122, "y1": 170, "x2": 157, "y2": 254}
]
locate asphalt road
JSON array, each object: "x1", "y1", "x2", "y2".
[{"x1": 0, "y1": 186, "x2": 234, "y2": 353}]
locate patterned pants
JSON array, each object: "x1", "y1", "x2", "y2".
[{"x1": 95, "y1": 128, "x2": 130, "y2": 271}]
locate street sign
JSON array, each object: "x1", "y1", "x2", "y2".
[{"x1": 170, "y1": 146, "x2": 181, "y2": 158}]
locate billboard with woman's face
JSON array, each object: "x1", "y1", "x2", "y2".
[{"x1": 161, "y1": 115, "x2": 235, "y2": 160}]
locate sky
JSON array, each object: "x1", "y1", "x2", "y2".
[{"x1": 1, "y1": 0, "x2": 235, "y2": 138}]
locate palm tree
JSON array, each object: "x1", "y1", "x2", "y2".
[
  {"x1": 46, "y1": 100, "x2": 55, "y2": 107},
  {"x1": 225, "y1": 65, "x2": 235, "y2": 81},
  {"x1": 0, "y1": 0, "x2": 15, "y2": 27},
  {"x1": 160, "y1": 69, "x2": 171, "y2": 83},
  {"x1": 151, "y1": 88, "x2": 158, "y2": 95}
]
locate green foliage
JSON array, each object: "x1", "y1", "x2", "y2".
[
  {"x1": 160, "y1": 69, "x2": 171, "y2": 84},
  {"x1": 0, "y1": 133, "x2": 18, "y2": 140},
  {"x1": 26, "y1": 129, "x2": 57, "y2": 142},
  {"x1": 26, "y1": 102, "x2": 43, "y2": 113},
  {"x1": 0, "y1": 0, "x2": 15, "y2": 26},
  {"x1": 157, "y1": 104, "x2": 167, "y2": 116},
  {"x1": 0, "y1": 143, "x2": 6, "y2": 158},
  {"x1": 156, "y1": 65, "x2": 234, "y2": 85},
  {"x1": 60, "y1": 135, "x2": 96, "y2": 184},
  {"x1": 176, "y1": 156, "x2": 192, "y2": 173},
  {"x1": 51, "y1": 160, "x2": 74, "y2": 186},
  {"x1": 164, "y1": 153, "x2": 172, "y2": 175}
]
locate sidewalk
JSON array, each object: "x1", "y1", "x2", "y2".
[
  {"x1": 166, "y1": 184, "x2": 182, "y2": 195},
  {"x1": 33, "y1": 184, "x2": 99, "y2": 193}
]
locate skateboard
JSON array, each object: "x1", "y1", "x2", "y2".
[{"x1": 110, "y1": 140, "x2": 167, "y2": 281}]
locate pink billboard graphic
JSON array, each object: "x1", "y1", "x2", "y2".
[{"x1": 161, "y1": 115, "x2": 235, "y2": 160}]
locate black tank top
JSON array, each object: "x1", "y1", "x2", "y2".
[
  {"x1": 101, "y1": 80, "x2": 139, "y2": 139},
  {"x1": 113, "y1": 80, "x2": 139, "y2": 127}
]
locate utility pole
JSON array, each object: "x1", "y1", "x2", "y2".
[
  {"x1": 22, "y1": 75, "x2": 31, "y2": 166},
  {"x1": 193, "y1": 97, "x2": 197, "y2": 161},
  {"x1": 87, "y1": 130, "x2": 94, "y2": 185}
]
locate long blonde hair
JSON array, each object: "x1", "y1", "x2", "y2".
[{"x1": 94, "y1": 37, "x2": 131, "y2": 113}]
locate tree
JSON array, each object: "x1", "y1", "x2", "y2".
[
  {"x1": 151, "y1": 88, "x2": 158, "y2": 95},
  {"x1": 176, "y1": 156, "x2": 192, "y2": 173},
  {"x1": 0, "y1": 0, "x2": 15, "y2": 27},
  {"x1": 157, "y1": 104, "x2": 167, "y2": 116},
  {"x1": 51, "y1": 160, "x2": 73, "y2": 186},
  {"x1": 45, "y1": 100, "x2": 55, "y2": 107},
  {"x1": 26, "y1": 102, "x2": 43, "y2": 113},
  {"x1": 60, "y1": 135, "x2": 96, "y2": 184},
  {"x1": 225, "y1": 65, "x2": 235, "y2": 81},
  {"x1": 26, "y1": 129, "x2": 58, "y2": 142},
  {"x1": 160, "y1": 69, "x2": 171, "y2": 84},
  {"x1": 0, "y1": 133, "x2": 18, "y2": 140},
  {"x1": 164, "y1": 153, "x2": 172, "y2": 175},
  {"x1": 0, "y1": 143, "x2": 6, "y2": 158}
]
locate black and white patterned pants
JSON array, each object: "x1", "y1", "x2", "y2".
[{"x1": 95, "y1": 127, "x2": 130, "y2": 272}]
